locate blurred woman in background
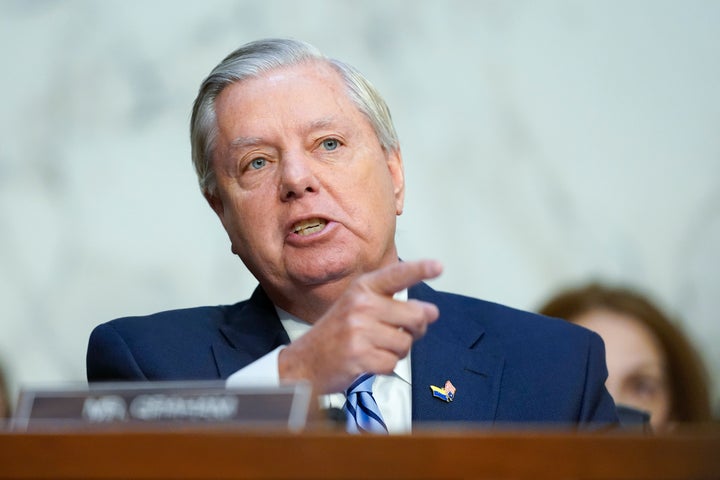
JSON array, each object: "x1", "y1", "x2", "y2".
[{"x1": 538, "y1": 283, "x2": 713, "y2": 432}]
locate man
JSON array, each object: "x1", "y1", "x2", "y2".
[{"x1": 87, "y1": 38, "x2": 618, "y2": 433}]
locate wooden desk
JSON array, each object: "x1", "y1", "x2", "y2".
[{"x1": 1, "y1": 427, "x2": 718, "y2": 479}]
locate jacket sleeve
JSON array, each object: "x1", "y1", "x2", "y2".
[
  {"x1": 579, "y1": 331, "x2": 619, "y2": 426},
  {"x1": 86, "y1": 322, "x2": 148, "y2": 382}
]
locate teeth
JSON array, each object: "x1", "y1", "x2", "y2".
[{"x1": 292, "y1": 218, "x2": 327, "y2": 236}]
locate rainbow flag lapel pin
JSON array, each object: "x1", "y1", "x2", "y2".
[{"x1": 430, "y1": 380, "x2": 456, "y2": 402}]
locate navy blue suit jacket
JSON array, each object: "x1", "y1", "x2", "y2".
[{"x1": 87, "y1": 282, "x2": 618, "y2": 426}]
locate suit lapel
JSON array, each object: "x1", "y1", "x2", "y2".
[
  {"x1": 212, "y1": 286, "x2": 290, "y2": 378},
  {"x1": 410, "y1": 282, "x2": 505, "y2": 424},
  {"x1": 209, "y1": 281, "x2": 505, "y2": 424}
]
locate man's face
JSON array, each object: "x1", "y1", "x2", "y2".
[{"x1": 208, "y1": 61, "x2": 404, "y2": 307}]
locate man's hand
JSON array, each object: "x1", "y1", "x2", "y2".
[{"x1": 278, "y1": 260, "x2": 443, "y2": 393}]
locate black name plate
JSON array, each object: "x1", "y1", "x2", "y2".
[{"x1": 12, "y1": 381, "x2": 311, "y2": 431}]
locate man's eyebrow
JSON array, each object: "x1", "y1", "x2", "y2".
[
  {"x1": 229, "y1": 136, "x2": 264, "y2": 151},
  {"x1": 308, "y1": 117, "x2": 334, "y2": 130},
  {"x1": 228, "y1": 118, "x2": 341, "y2": 152},
  {"x1": 307, "y1": 116, "x2": 343, "y2": 132}
]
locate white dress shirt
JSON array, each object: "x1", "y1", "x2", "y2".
[{"x1": 226, "y1": 291, "x2": 412, "y2": 433}]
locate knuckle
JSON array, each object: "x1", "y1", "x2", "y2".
[{"x1": 345, "y1": 287, "x2": 374, "y2": 311}]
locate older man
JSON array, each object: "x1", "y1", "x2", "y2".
[{"x1": 87, "y1": 38, "x2": 618, "y2": 433}]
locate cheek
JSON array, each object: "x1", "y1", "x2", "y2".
[
  {"x1": 222, "y1": 191, "x2": 273, "y2": 241},
  {"x1": 649, "y1": 396, "x2": 672, "y2": 431},
  {"x1": 603, "y1": 378, "x2": 627, "y2": 409},
  {"x1": 361, "y1": 162, "x2": 400, "y2": 207},
  {"x1": 346, "y1": 178, "x2": 397, "y2": 226},
  {"x1": 653, "y1": 386, "x2": 672, "y2": 417}
]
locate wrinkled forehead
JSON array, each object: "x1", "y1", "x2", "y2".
[
  {"x1": 217, "y1": 60, "x2": 376, "y2": 139},
  {"x1": 216, "y1": 61, "x2": 361, "y2": 121},
  {"x1": 211, "y1": 61, "x2": 382, "y2": 163},
  {"x1": 230, "y1": 59, "x2": 352, "y2": 103}
]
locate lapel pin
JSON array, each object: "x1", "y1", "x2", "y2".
[{"x1": 430, "y1": 380, "x2": 456, "y2": 402}]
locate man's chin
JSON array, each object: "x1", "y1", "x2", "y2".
[
  {"x1": 290, "y1": 267, "x2": 351, "y2": 287},
  {"x1": 284, "y1": 256, "x2": 356, "y2": 287}
]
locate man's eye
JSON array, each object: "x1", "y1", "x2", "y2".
[
  {"x1": 249, "y1": 157, "x2": 267, "y2": 170},
  {"x1": 321, "y1": 138, "x2": 339, "y2": 151}
]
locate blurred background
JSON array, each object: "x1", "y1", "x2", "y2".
[{"x1": 0, "y1": 0, "x2": 718, "y2": 415}]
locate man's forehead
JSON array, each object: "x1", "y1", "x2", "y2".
[
  {"x1": 218, "y1": 65, "x2": 364, "y2": 121},
  {"x1": 261, "y1": 61, "x2": 331, "y2": 83},
  {"x1": 216, "y1": 62, "x2": 353, "y2": 113},
  {"x1": 234, "y1": 60, "x2": 344, "y2": 94}
]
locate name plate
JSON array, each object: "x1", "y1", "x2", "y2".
[{"x1": 11, "y1": 381, "x2": 312, "y2": 432}]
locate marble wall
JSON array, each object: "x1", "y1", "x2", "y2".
[{"x1": 1, "y1": 1, "x2": 718, "y2": 413}]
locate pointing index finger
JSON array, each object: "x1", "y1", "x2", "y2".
[{"x1": 364, "y1": 260, "x2": 443, "y2": 296}]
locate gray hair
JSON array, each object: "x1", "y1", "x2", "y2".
[{"x1": 190, "y1": 38, "x2": 399, "y2": 196}]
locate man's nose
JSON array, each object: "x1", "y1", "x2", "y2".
[{"x1": 278, "y1": 151, "x2": 320, "y2": 201}]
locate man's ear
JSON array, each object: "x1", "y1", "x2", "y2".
[
  {"x1": 204, "y1": 191, "x2": 238, "y2": 255},
  {"x1": 387, "y1": 148, "x2": 405, "y2": 215},
  {"x1": 204, "y1": 191, "x2": 224, "y2": 218}
]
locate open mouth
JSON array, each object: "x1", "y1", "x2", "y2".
[{"x1": 292, "y1": 218, "x2": 327, "y2": 236}]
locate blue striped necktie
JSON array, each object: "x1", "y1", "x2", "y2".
[{"x1": 343, "y1": 373, "x2": 388, "y2": 434}]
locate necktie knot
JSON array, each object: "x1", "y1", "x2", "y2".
[
  {"x1": 343, "y1": 373, "x2": 388, "y2": 434},
  {"x1": 345, "y1": 372, "x2": 375, "y2": 394}
]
